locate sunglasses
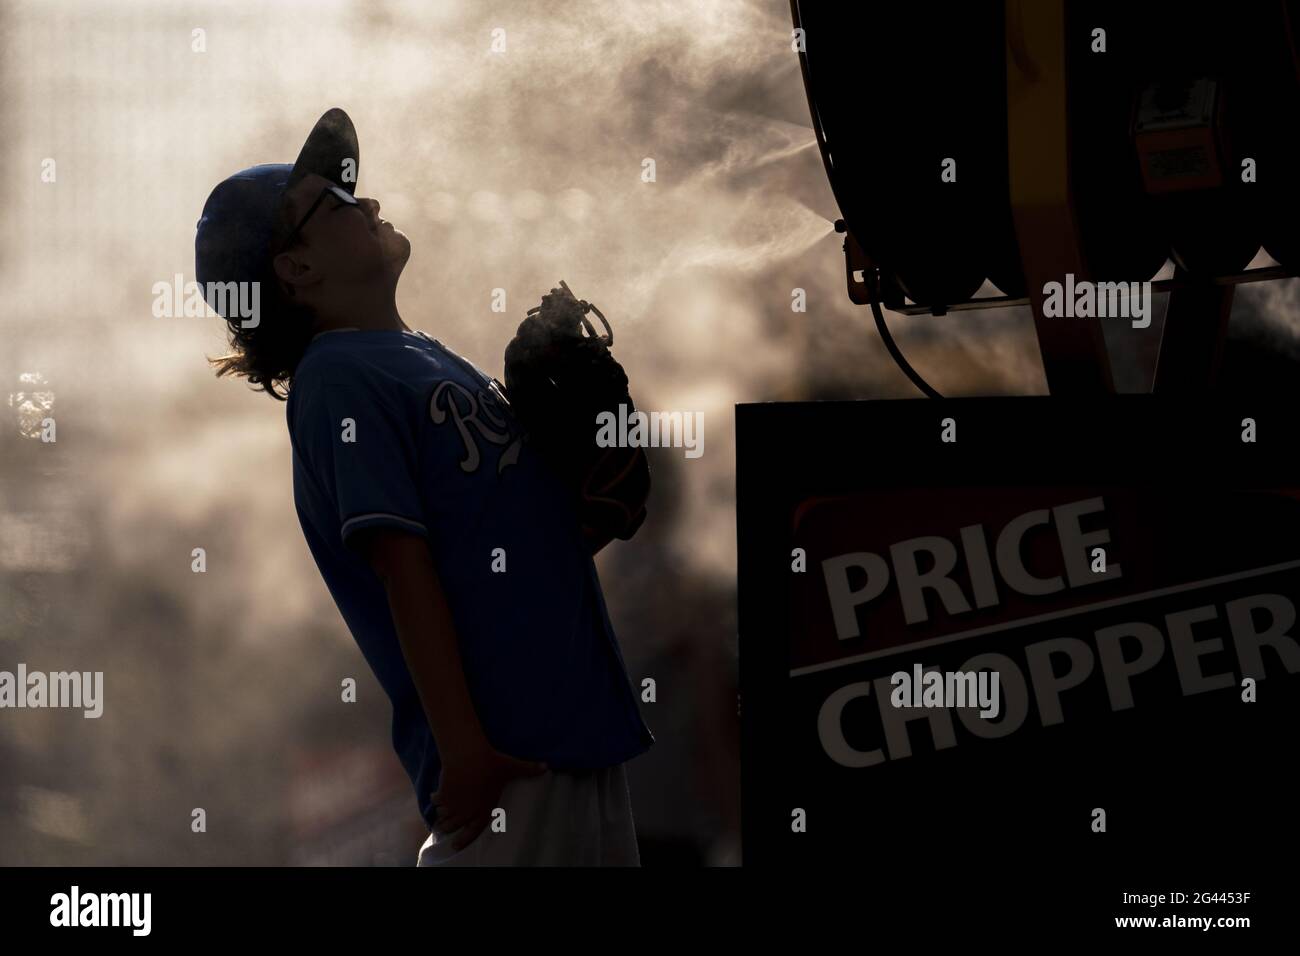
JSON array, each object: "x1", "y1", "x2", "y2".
[{"x1": 277, "y1": 183, "x2": 359, "y2": 254}]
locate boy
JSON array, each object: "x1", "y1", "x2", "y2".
[{"x1": 194, "y1": 108, "x2": 654, "y2": 865}]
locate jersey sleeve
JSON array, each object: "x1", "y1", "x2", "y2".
[{"x1": 291, "y1": 361, "x2": 429, "y2": 548}]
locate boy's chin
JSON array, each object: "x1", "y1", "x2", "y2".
[{"x1": 385, "y1": 232, "x2": 412, "y2": 266}]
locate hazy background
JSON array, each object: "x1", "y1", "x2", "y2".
[{"x1": 2, "y1": 0, "x2": 1299, "y2": 865}]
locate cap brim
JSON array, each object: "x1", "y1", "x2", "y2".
[{"x1": 288, "y1": 108, "x2": 359, "y2": 195}]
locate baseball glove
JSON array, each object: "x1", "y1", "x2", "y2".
[{"x1": 503, "y1": 281, "x2": 650, "y2": 544}]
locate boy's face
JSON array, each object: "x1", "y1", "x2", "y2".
[{"x1": 273, "y1": 172, "x2": 410, "y2": 293}]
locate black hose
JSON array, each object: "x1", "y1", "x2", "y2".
[{"x1": 869, "y1": 291, "x2": 943, "y2": 399}]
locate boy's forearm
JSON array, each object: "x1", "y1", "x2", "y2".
[{"x1": 375, "y1": 540, "x2": 489, "y2": 761}]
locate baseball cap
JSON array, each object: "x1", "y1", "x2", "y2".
[{"x1": 194, "y1": 108, "x2": 360, "y2": 320}]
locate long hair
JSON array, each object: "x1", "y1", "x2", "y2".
[
  {"x1": 207, "y1": 263, "x2": 315, "y2": 401},
  {"x1": 207, "y1": 202, "x2": 314, "y2": 401}
]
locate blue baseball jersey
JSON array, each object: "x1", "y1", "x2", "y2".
[{"x1": 285, "y1": 328, "x2": 654, "y2": 831}]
